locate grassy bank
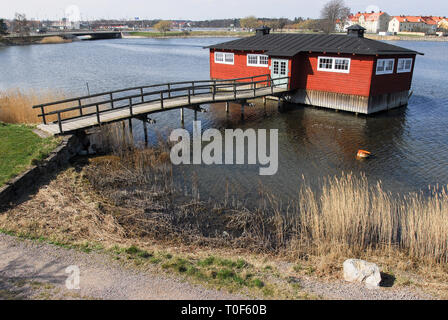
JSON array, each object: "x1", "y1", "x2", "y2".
[
  {"x1": 127, "y1": 31, "x2": 254, "y2": 38},
  {"x1": 127, "y1": 30, "x2": 448, "y2": 41},
  {"x1": 0, "y1": 123, "x2": 59, "y2": 186},
  {"x1": 0, "y1": 126, "x2": 446, "y2": 298}
]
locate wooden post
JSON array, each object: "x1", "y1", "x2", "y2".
[
  {"x1": 160, "y1": 92, "x2": 164, "y2": 108},
  {"x1": 180, "y1": 108, "x2": 184, "y2": 123},
  {"x1": 233, "y1": 82, "x2": 237, "y2": 100},
  {"x1": 192, "y1": 82, "x2": 195, "y2": 95},
  {"x1": 188, "y1": 89, "x2": 191, "y2": 105},
  {"x1": 140, "y1": 88, "x2": 144, "y2": 103},
  {"x1": 225, "y1": 102, "x2": 229, "y2": 113},
  {"x1": 78, "y1": 99, "x2": 83, "y2": 116},
  {"x1": 194, "y1": 107, "x2": 198, "y2": 121},
  {"x1": 142, "y1": 118, "x2": 148, "y2": 145},
  {"x1": 41, "y1": 106, "x2": 47, "y2": 125},
  {"x1": 96, "y1": 104, "x2": 100, "y2": 124},
  {"x1": 129, "y1": 98, "x2": 133, "y2": 116},
  {"x1": 110, "y1": 93, "x2": 114, "y2": 108},
  {"x1": 129, "y1": 118, "x2": 133, "y2": 138},
  {"x1": 57, "y1": 112, "x2": 62, "y2": 134},
  {"x1": 212, "y1": 84, "x2": 216, "y2": 101},
  {"x1": 168, "y1": 84, "x2": 171, "y2": 98}
]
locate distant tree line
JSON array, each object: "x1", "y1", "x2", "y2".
[{"x1": 0, "y1": 1, "x2": 354, "y2": 36}]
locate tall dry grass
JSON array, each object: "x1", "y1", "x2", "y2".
[
  {"x1": 289, "y1": 175, "x2": 448, "y2": 264},
  {"x1": 0, "y1": 89, "x2": 75, "y2": 124}
]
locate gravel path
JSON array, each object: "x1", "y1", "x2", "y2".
[
  {"x1": 286, "y1": 275, "x2": 434, "y2": 300},
  {"x1": 0, "y1": 233, "x2": 435, "y2": 300},
  {"x1": 0, "y1": 233, "x2": 246, "y2": 300}
]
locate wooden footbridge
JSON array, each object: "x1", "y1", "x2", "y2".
[{"x1": 33, "y1": 74, "x2": 290, "y2": 135}]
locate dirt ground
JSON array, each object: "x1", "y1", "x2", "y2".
[
  {"x1": 0, "y1": 233, "x2": 247, "y2": 300},
  {"x1": 0, "y1": 233, "x2": 434, "y2": 300}
]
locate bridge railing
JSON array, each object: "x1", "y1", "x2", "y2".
[{"x1": 33, "y1": 74, "x2": 290, "y2": 133}]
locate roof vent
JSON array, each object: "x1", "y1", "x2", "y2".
[
  {"x1": 256, "y1": 26, "x2": 271, "y2": 36},
  {"x1": 347, "y1": 24, "x2": 366, "y2": 38}
]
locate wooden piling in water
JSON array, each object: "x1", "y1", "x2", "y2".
[
  {"x1": 128, "y1": 118, "x2": 133, "y2": 136},
  {"x1": 143, "y1": 118, "x2": 148, "y2": 145}
]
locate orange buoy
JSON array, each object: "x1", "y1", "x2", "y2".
[{"x1": 357, "y1": 150, "x2": 371, "y2": 158}]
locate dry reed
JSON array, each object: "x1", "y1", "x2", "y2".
[
  {"x1": 0, "y1": 89, "x2": 77, "y2": 124},
  {"x1": 39, "y1": 36, "x2": 70, "y2": 44}
]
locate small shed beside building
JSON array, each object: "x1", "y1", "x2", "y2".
[{"x1": 207, "y1": 25, "x2": 422, "y2": 114}]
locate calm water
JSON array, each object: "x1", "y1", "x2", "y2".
[{"x1": 1, "y1": 38, "x2": 447, "y2": 201}]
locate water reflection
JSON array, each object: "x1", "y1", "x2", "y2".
[{"x1": 0, "y1": 38, "x2": 447, "y2": 202}]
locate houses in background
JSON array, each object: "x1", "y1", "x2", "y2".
[
  {"x1": 388, "y1": 16, "x2": 445, "y2": 34},
  {"x1": 338, "y1": 12, "x2": 448, "y2": 35},
  {"x1": 344, "y1": 11, "x2": 391, "y2": 33}
]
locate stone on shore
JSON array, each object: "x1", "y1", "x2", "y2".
[{"x1": 343, "y1": 259, "x2": 381, "y2": 289}]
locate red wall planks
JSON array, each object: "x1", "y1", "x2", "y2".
[
  {"x1": 209, "y1": 49, "x2": 415, "y2": 98},
  {"x1": 370, "y1": 54, "x2": 416, "y2": 95},
  {"x1": 291, "y1": 53, "x2": 375, "y2": 97},
  {"x1": 210, "y1": 49, "x2": 270, "y2": 81}
]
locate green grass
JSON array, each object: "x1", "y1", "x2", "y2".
[
  {"x1": 0, "y1": 228, "x2": 104, "y2": 253},
  {"x1": 0, "y1": 123, "x2": 59, "y2": 186},
  {"x1": 397, "y1": 33, "x2": 426, "y2": 38}
]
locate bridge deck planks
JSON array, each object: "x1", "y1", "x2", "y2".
[{"x1": 38, "y1": 87, "x2": 287, "y2": 135}]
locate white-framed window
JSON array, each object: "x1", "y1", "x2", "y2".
[
  {"x1": 247, "y1": 54, "x2": 269, "y2": 67},
  {"x1": 317, "y1": 57, "x2": 351, "y2": 73},
  {"x1": 376, "y1": 58, "x2": 395, "y2": 75},
  {"x1": 215, "y1": 52, "x2": 234, "y2": 65},
  {"x1": 397, "y1": 58, "x2": 413, "y2": 73}
]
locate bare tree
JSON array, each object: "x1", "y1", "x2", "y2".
[
  {"x1": 13, "y1": 13, "x2": 31, "y2": 36},
  {"x1": 277, "y1": 18, "x2": 288, "y2": 32},
  {"x1": 154, "y1": 20, "x2": 171, "y2": 35},
  {"x1": 320, "y1": 0, "x2": 350, "y2": 33},
  {"x1": 240, "y1": 16, "x2": 261, "y2": 30}
]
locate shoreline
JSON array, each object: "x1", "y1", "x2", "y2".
[
  {"x1": 0, "y1": 36, "x2": 73, "y2": 46},
  {"x1": 2, "y1": 32, "x2": 447, "y2": 47},
  {"x1": 0, "y1": 158, "x2": 445, "y2": 300},
  {"x1": 1, "y1": 126, "x2": 446, "y2": 299}
]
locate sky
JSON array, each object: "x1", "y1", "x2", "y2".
[{"x1": 1, "y1": 0, "x2": 447, "y2": 20}]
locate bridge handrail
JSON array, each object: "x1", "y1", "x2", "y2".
[
  {"x1": 32, "y1": 74, "x2": 272, "y2": 109},
  {"x1": 35, "y1": 74, "x2": 290, "y2": 133},
  {"x1": 39, "y1": 78, "x2": 278, "y2": 117}
]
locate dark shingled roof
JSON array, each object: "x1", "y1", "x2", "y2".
[{"x1": 206, "y1": 33, "x2": 423, "y2": 57}]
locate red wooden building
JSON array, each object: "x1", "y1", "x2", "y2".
[{"x1": 207, "y1": 25, "x2": 423, "y2": 114}]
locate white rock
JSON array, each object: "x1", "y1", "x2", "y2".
[{"x1": 343, "y1": 259, "x2": 381, "y2": 289}]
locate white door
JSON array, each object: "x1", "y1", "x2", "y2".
[{"x1": 271, "y1": 59, "x2": 289, "y2": 89}]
